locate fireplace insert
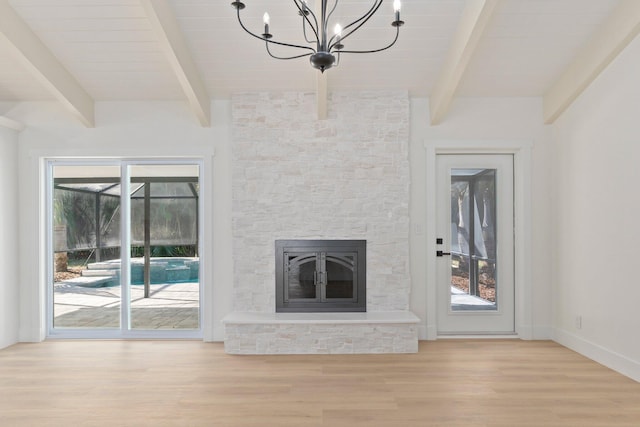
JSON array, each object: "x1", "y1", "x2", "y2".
[{"x1": 275, "y1": 240, "x2": 366, "y2": 312}]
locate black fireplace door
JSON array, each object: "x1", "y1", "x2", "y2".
[{"x1": 276, "y1": 240, "x2": 366, "y2": 312}]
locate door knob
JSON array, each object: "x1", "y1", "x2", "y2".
[{"x1": 436, "y1": 250, "x2": 451, "y2": 257}]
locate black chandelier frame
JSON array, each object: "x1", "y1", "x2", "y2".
[{"x1": 230, "y1": 0, "x2": 404, "y2": 72}]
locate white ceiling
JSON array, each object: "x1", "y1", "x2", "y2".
[{"x1": 0, "y1": 0, "x2": 633, "y2": 124}]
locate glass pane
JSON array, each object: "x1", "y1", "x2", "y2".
[
  {"x1": 475, "y1": 173, "x2": 497, "y2": 306},
  {"x1": 325, "y1": 254, "x2": 355, "y2": 299},
  {"x1": 450, "y1": 169, "x2": 497, "y2": 311},
  {"x1": 129, "y1": 165, "x2": 200, "y2": 330},
  {"x1": 285, "y1": 253, "x2": 318, "y2": 300},
  {"x1": 52, "y1": 165, "x2": 121, "y2": 329}
]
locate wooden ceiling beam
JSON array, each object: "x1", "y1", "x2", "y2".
[
  {"x1": 317, "y1": 72, "x2": 328, "y2": 120},
  {"x1": 429, "y1": 0, "x2": 498, "y2": 125},
  {"x1": 0, "y1": 0, "x2": 94, "y2": 127},
  {"x1": 141, "y1": 0, "x2": 211, "y2": 127},
  {"x1": 543, "y1": 0, "x2": 640, "y2": 124}
]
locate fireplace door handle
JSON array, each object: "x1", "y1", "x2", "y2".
[{"x1": 313, "y1": 271, "x2": 325, "y2": 286}]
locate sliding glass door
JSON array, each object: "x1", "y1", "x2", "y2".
[
  {"x1": 48, "y1": 159, "x2": 202, "y2": 338},
  {"x1": 127, "y1": 164, "x2": 200, "y2": 330},
  {"x1": 51, "y1": 164, "x2": 122, "y2": 329}
]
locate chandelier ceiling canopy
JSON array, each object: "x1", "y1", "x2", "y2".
[{"x1": 230, "y1": 0, "x2": 404, "y2": 73}]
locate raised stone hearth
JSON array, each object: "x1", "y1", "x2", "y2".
[{"x1": 223, "y1": 312, "x2": 419, "y2": 354}]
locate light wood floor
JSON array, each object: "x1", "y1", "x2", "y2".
[{"x1": 1, "y1": 340, "x2": 639, "y2": 426}]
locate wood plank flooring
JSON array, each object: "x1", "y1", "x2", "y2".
[{"x1": 1, "y1": 340, "x2": 639, "y2": 426}]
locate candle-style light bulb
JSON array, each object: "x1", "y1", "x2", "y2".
[
  {"x1": 334, "y1": 23, "x2": 342, "y2": 38},
  {"x1": 263, "y1": 12, "x2": 270, "y2": 35},
  {"x1": 298, "y1": 0, "x2": 309, "y2": 16},
  {"x1": 333, "y1": 23, "x2": 343, "y2": 47},
  {"x1": 393, "y1": 0, "x2": 402, "y2": 24}
]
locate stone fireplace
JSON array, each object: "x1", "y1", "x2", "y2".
[{"x1": 223, "y1": 91, "x2": 418, "y2": 354}]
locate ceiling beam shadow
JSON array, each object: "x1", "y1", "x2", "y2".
[
  {"x1": 543, "y1": 0, "x2": 640, "y2": 124},
  {"x1": 429, "y1": 0, "x2": 498, "y2": 126},
  {"x1": 0, "y1": 116, "x2": 25, "y2": 132},
  {"x1": 141, "y1": 0, "x2": 211, "y2": 127},
  {"x1": 0, "y1": 0, "x2": 94, "y2": 127}
]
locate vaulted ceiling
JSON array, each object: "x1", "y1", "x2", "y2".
[{"x1": 0, "y1": 0, "x2": 639, "y2": 127}]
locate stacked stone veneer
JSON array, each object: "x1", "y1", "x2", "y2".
[
  {"x1": 224, "y1": 321, "x2": 418, "y2": 354},
  {"x1": 228, "y1": 91, "x2": 414, "y2": 353}
]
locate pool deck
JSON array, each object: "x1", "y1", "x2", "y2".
[{"x1": 53, "y1": 281, "x2": 199, "y2": 329}]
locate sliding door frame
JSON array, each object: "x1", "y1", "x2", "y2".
[{"x1": 46, "y1": 157, "x2": 205, "y2": 339}]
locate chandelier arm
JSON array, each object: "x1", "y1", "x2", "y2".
[
  {"x1": 328, "y1": 0, "x2": 383, "y2": 48},
  {"x1": 235, "y1": 8, "x2": 316, "y2": 53},
  {"x1": 302, "y1": 20, "x2": 316, "y2": 44},
  {"x1": 323, "y1": 0, "x2": 339, "y2": 47},
  {"x1": 294, "y1": 0, "x2": 320, "y2": 43},
  {"x1": 266, "y1": 38, "x2": 318, "y2": 53},
  {"x1": 335, "y1": 26, "x2": 399, "y2": 54},
  {"x1": 342, "y1": 0, "x2": 382, "y2": 32},
  {"x1": 266, "y1": 41, "x2": 314, "y2": 60},
  {"x1": 326, "y1": 0, "x2": 339, "y2": 24}
]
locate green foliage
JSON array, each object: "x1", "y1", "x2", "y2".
[
  {"x1": 131, "y1": 245, "x2": 197, "y2": 258},
  {"x1": 54, "y1": 188, "x2": 119, "y2": 250},
  {"x1": 55, "y1": 181, "x2": 197, "y2": 253}
]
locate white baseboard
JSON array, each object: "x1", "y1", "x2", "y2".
[
  {"x1": 424, "y1": 325, "x2": 437, "y2": 341},
  {"x1": 516, "y1": 324, "x2": 533, "y2": 340},
  {"x1": 417, "y1": 324, "x2": 432, "y2": 340},
  {"x1": 437, "y1": 334, "x2": 520, "y2": 339},
  {"x1": 19, "y1": 327, "x2": 43, "y2": 343},
  {"x1": 553, "y1": 327, "x2": 640, "y2": 383},
  {"x1": 210, "y1": 324, "x2": 225, "y2": 342},
  {"x1": 531, "y1": 325, "x2": 552, "y2": 340},
  {"x1": 0, "y1": 337, "x2": 18, "y2": 350}
]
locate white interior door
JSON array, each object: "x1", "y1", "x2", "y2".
[{"x1": 436, "y1": 154, "x2": 515, "y2": 334}]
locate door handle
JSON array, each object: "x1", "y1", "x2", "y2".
[
  {"x1": 436, "y1": 238, "x2": 450, "y2": 256},
  {"x1": 314, "y1": 270, "x2": 326, "y2": 285}
]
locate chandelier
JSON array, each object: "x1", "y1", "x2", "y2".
[{"x1": 230, "y1": 0, "x2": 404, "y2": 72}]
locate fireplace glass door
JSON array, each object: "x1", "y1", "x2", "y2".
[
  {"x1": 276, "y1": 240, "x2": 366, "y2": 312},
  {"x1": 284, "y1": 251, "x2": 357, "y2": 303}
]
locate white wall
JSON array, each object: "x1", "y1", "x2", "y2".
[
  {"x1": 0, "y1": 124, "x2": 19, "y2": 349},
  {"x1": 10, "y1": 101, "x2": 230, "y2": 342},
  {"x1": 551, "y1": 35, "x2": 640, "y2": 381},
  {"x1": 6, "y1": 94, "x2": 555, "y2": 345}
]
